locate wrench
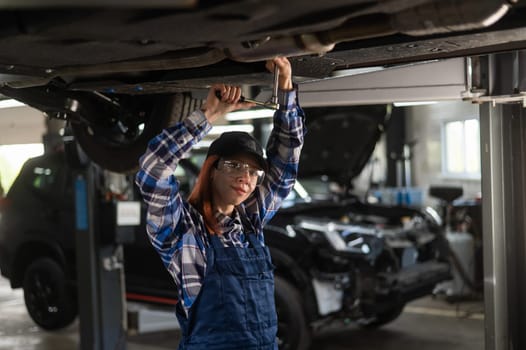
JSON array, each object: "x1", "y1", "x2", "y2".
[{"x1": 215, "y1": 66, "x2": 280, "y2": 110}]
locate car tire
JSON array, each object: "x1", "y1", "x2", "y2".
[
  {"x1": 23, "y1": 258, "x2": 77, "y2": 330},
  {"x1": 71, "y1": 93, "x2": 202, "y2": 173},
  {"x1": 358, "y1": 303, "x2": 405, "y2": 329},
  {"x1": 274, "y1": 275, "x2": 311, "y2": 350}
]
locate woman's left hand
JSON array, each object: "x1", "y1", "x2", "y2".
[{"x1": 265, "y1": 57, "x2": 293, "y2": 91}]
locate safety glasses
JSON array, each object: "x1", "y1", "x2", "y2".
[{"x1": 217, "y1": 159, "x2": 265, "y2": 185}]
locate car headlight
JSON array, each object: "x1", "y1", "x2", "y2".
[{"x1": 296, "y1": 219, "x2": 384, "y2": 259}]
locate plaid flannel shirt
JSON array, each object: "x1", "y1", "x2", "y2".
[{"x1": 135, "y1": 89, "x2": 305, "y2": 317}]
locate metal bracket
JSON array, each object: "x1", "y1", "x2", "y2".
[
  {"x1": 468, "y1": 92, "x2": 526, "y2": 107},
  {"x1": 461, "y1": 55, "x2": 526, "y2": 107}
]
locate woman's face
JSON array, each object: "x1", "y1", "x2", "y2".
[{"x1": 211, "y1": 154, "x2": 262, "y2": 212}]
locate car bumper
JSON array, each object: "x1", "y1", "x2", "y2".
[{"x1": 384, "y1": 261, "x2": 451, "y2": 302}]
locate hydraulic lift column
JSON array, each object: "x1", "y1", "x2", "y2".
[
  {"x1": 74, "y1": 162, "x2": 130, "y2": 350},
  {"x1": 474, "y1": 50, "x2": 526, "y2": 350}
]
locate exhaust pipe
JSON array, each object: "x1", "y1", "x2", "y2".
[{"x1": 226, "y1": 0, "x2": 511, "y2": 63}]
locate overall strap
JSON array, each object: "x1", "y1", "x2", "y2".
[
  {"x1": 208, "y1": 233, "x2": 224, "y2": 250},
  {"x1": 236, "y1": 205, "x2": 263, "y2": 249}
]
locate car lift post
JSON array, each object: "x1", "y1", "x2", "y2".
[
  {"x1": 73, "y1": 162, "x2": 128, "y2": 350},
  {"x1": 472, "y1": 50, "x2": 526, "y2": 350}
]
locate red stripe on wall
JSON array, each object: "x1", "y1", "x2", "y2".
[{"x1": 126, "y1": 293, "x2": 178, "y2": 305}]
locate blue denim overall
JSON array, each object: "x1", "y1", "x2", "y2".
[{"x1": 175, "y1": 219, "x2": 278, "y2": 350}]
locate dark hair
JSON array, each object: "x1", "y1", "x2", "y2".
[{"x1": 187, "y1": 155, "x2": 220, "y2": 234}]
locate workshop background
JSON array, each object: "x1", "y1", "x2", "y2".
[{"x1": 0, "y1": 95, "x2": 484, "y2": 349}]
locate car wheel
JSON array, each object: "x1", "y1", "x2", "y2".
[
  {"x1": 274, "y1": 275, "x2": 311, "y2": 350},
  {"x1": 358, "y1": 303, "x2": 405, "y2": 329},
  {"x1": 23, "y1": 258, "x2": 77, "y2": 330},
  {"x1": 71, "y1": 93, "x2": 202, "y2": 173}
]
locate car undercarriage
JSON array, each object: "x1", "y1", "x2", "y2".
[{"x1": 0, "y1": 0, "x2": 525, "y2": 172}]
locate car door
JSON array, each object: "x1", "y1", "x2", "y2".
[{"x1": 19, "y1": 154, "x2": 73, "y2": 246}]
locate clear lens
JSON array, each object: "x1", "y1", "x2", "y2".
[{"x1": 219, "y1": 159, "x2": 265, "y2": 184}]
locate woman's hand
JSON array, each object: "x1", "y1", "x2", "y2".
[
  {"x1": 265, "y1": 57, "x2": 293, "y2": 91},
  {"x1": 201, "y1": 84, "x2": 254, "y2": 123},
  {"x1": 202, "y1": 57, "x2": 292, "y2": 123}
]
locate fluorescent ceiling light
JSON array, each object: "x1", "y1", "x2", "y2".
[
  {"x1": 207, "y1": 124, "x2": 254, "y2": 135},
  {"x1": 393, "y1": 101, "x2": 438, "y2": 107},
  {"x1": 0, "y1": 99, "x2": 25, "y2": 109},
  {"x1": 331, "y1": 66, "x2": 385, "y2": 77},
  {"x1": 225, "y1": 109, "x2": 274, "y2": 121}
]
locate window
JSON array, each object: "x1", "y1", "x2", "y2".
[
  {"x1": 0, "y1": 143, "x2": 44, "y2": 194},
  {"x1": 442, "y1": 118, "x2": 480, "y2": 178}
]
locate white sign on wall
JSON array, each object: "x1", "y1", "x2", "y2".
[{"x1": 116, "y1": 201, "x2": 141, "y2": 226}]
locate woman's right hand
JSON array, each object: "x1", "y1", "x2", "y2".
[
  {"x1": 201, "y1": 84, "x2": 254, "y2": 123},
  {"x1": 266, "y1": 57, "x2": 293, "y2": 91}
]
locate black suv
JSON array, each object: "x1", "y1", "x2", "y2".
[{"x1": 0, "y1": 105, "x2": 452, "y2": 350}]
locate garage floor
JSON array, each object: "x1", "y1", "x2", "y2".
[{"x1": 0, "y1": 275, "x2": 484, "y2": 350}]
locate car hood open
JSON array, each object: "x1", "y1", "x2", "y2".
[{"x1": 298, "y1": 105, "x2": 390, "y2": 186}]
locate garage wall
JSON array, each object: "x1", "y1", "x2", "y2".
[
  {"x1": 0, "y1": 106, "x2": 45, "y2": 145},
  {"x1": 405, "y1": 100, "x2": 481, "y2": 204}
]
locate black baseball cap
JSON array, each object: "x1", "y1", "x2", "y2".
[{"x1": 207, "y1": 131, "x2": 267, "y2": 171}]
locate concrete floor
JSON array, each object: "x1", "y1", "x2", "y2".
[{"x1": 0, "y1": 275, "x2": 484, "y2": 350}]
